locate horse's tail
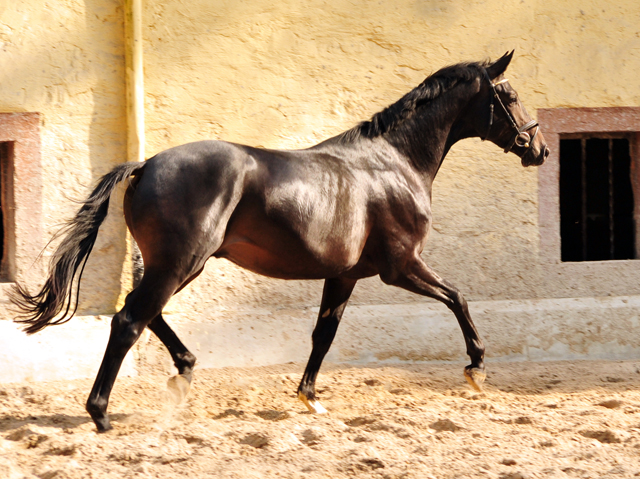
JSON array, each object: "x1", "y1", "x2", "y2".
[{"x1": 11, "y1": 161, "x2": 147, "y2": 335}]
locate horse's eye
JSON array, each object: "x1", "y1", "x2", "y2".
[{"x1": 506, "y1": 92, "x2": 518, "y2": 104}]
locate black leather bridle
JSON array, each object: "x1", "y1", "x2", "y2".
[{"x1": 481, "y1": 68, "x2": 539, "y2": 153}]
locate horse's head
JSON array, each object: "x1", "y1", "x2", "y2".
[{"x1": 478, "y1": 51, "x2": 549, "y2": 167}]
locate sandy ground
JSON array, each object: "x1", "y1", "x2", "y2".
[{"x1": 1, "y1": 360, "x2": 640, "y2": 479}]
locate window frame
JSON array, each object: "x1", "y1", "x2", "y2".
[
  {"x1": 0, "y1": 112, "x2": 43, "y2": 288},
  {"x1": 538, "y1": 107, "x2": 640, "y2": 265}
]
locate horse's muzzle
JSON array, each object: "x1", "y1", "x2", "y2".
[{"x1": 522, "y1": 144, "x2": 550, "y2": 167}]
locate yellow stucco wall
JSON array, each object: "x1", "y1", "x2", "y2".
[
  {"x1": 0, "y1": 0, "x2": 128, "y2": 316},
  {"x1": 2, "y1": 0, "x2": 640, "y2": 318},
  {"x1": 140, "y1": 0, "x2": 640, "y2": 317}
]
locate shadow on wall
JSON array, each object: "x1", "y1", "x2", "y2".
[
  {"x1": 81, "y1": 0, "x2": 129, "y2": 315},
  {"x1": 28, "y1": 0, "x2": 130, "y2": 315}
]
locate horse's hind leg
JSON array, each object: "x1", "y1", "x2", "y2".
[
  {"x1": 387, "y1": 256, "x2": 486, "y2": 391},
  {"x1": 298, "y1": 277, "x2": 357, "y2": 414},
  {"x1": 133, "y1": 241, "x2": 199, "y2": 404},
  {"x1": 86, "y1": 270, "x2": 184, "y2": 432},
  {"x1": 148, "y1": 314, "x2": 196, "y2": 404}
]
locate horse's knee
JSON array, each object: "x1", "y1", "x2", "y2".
[{"x1": 447, "y1": 289, "x2": 468, "y2": 311}]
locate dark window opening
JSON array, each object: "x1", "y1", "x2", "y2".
[
  {"x1": 560, "y1": 137, "x2": 635, "y2": 262},
  {"x1": 0, "y1": 142, "x2": 6, "y2": 271},
  {"x1": 0, "y1": 141, "x2": 14, "y2": 281}
]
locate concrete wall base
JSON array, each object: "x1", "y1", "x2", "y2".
[{"x1": 2, "y1": 295, "x2": 640, "y2": 383}]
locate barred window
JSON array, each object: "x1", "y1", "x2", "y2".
[{"x1": 560, "y1": 136, "x2": 634, "y2": 262}]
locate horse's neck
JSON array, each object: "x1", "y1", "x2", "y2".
[{"x1": 387, "y1": 83, "x2": 479, "y2": 183}]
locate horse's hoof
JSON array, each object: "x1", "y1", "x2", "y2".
[
  {"x1": 298, "y1": 392, "x2": 328, "y2": 414},
  {"x1": 463, "y1": 367, "x2": 486, "y2": 392},
  {"x1": 167, "y1": 374, "x2": 191, "y2": 404}
]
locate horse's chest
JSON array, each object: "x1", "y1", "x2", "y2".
[{"x1": 378, "y1": 185, "x2": 432, "y2": 235}]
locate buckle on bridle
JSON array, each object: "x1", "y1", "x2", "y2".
[
  {"x1": 507, "y1": 119, "x2": 538, "y2": 150},
  {"x1": 516, "y1": 132, "x2": 530, "y2": 148}
]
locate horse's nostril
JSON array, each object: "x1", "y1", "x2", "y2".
[{"x1": 544, "y1": 146, "x2": 550, "y2": 158}]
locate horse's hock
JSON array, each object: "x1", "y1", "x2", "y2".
[{"x1": 2, "y1": 0, "x2": 640, "y2": 385}]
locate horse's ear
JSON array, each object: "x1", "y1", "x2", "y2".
[{"x1": 486, "y1": 50, "x2": 514, "y2": 79}]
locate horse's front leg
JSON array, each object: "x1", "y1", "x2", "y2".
[
  {"x1": 298, "y1": 276, "x2": 357, "y2": 413},
  {"x1": 387, "y1": 255, "x2": 486, "y2": 391}
]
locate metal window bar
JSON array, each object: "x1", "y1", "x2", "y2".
[
  {"x1": 0, "y1": 143, "x2": 4, "y2": 266},
  {"x1": 608, "y1": 138, "x2": 615, "y2": 259},
  {"x1": 580, "y1": 139, "x2": 587, "y2": 260}
]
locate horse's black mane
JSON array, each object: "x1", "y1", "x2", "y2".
[{"x1": 337, "y1": 60, "x2": 487, "y2": 142}]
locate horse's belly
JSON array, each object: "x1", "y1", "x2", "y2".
[
  {"x1": 214, "y1": 193, "x2": 366, "y2": 279},
  {"x1": 215, "y1": 237, "x2": 344, "y2": 280}
]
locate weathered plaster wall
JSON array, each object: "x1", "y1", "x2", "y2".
[
  {"x1": 0, "y1": 0, "x2": 129, "y2": 317},
  {"x1": 139, "y1": 0, "x2": 640, "y2": 375},
  {"x1": 141, "y1": 0, "x2": 640, "y2": 316},
  {"x1": 1, "y1": 0, "x2": 640, "y2": 382}
]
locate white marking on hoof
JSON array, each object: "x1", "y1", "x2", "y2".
[
  {"x1": 166, "y1": 375, "x2": 191, "y2": 404},
  {"x1": 298, "y1": 392, "x2": 328, "y2": 414},
  {"x1": 463, "y1": 368, "x2": 486, "y2": 392}
]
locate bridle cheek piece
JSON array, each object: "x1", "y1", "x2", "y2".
[{"x1": 481, "y1": 68, "x2": 539, "y2": 154}]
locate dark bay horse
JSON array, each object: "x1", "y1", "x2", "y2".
[{"x1": 13, "y1": 51, "x2": 549, "y2": 432}]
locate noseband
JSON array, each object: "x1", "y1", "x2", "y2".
[{"x1": 481, "y1": 68, "x2": 539, "y2": 153}]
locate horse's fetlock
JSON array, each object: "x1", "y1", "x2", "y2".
[
  {"x1": 468, "y1": 338, "x2": 485, "y2": 358},
  {"x1": 175, "y1": 351, "x2": 196, "y2": 375},
  {"x1": 178, "y1": 351, "x2": 197, "y2": 368},
  {"x1": 297, "y1": 384, "x2": 316, "y2": 402},
  {"x1": 86, "y1": 396, "x2": 107, "y2": 416}
]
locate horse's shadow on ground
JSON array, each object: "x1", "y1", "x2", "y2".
[
  {"x1": 0, "y1": 413, "x2": 129, "y2": 433},
  {"x1": 318, "y1": 361, "x2": 640, "y2": 396}
]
